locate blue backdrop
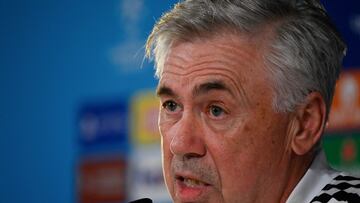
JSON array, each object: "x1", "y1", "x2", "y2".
[{"x1": 0, "y1": 0, "x2": 358, "y2": 203}]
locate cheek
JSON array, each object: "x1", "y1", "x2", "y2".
[
  {"x1": 208, "y1": 143, "x2": 262, "y2": 202},
  {"x1": 201, "y1": 123, "x2": 259, "y2": 197},
  {"x1": 205, "y1": 113, "x2": 288, "y2": 199},
  {"x1": 160, "y1": 124, "x2": 172, "y2": 162},
  {"x1": 160, "y1": 132, "x2": 176, "y2": 197}
]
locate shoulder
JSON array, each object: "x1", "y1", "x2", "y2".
[{"x1": 310, "y1": 173, "x2": 360, "y2": 203}]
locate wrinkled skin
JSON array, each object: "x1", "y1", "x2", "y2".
[{"x1": 157, "y1": 33, "x2": 306, "y2": 203}]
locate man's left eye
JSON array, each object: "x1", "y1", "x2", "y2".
[{"x1": 209, "y1": 105, "x2": 225, "y2": 117}]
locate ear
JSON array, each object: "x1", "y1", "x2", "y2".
[{"x1": 289, "y1": 92, "x2": 327, "y2": 155}]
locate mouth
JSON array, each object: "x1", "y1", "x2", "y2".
[
  {"x1": 176, "y1": 175, "x2": 210, "y2": 187},
  {"x1": 174, "y1": 174, "x2": 212, "y2": 202}
]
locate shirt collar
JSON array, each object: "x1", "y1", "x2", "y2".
[{"x1": 286, "y1": 150, "x2": 340, "y2": 203}]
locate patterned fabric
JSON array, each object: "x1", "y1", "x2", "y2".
[{"x1": 310, "y1": 175, "x2": 360, "y2": 203}]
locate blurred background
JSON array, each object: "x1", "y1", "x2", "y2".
[{"x1": 0, "y1": 0, "x2": 359, "y2": 202}]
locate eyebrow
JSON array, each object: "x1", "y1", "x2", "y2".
[
  {"x1": 193, "y1": 80, "x2": 233, "y2": 97},
  {"x1": 156, "y1": 80, "x2": 233, "y2": 98},
  {"x1": 156, "y1": 85, "x2": 176, "y2": 97}
]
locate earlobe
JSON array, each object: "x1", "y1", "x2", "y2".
[{"x1": 290, "y1": 92, "x2": 326, "y2": 155}]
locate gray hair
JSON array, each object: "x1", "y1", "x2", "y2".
[{"x1": 146, "y1": 0, "x2": 346, "y2": 118}]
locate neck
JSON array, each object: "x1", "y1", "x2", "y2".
[{"x1": 278, "y1": 152, "x2": 315, "y2": 203}]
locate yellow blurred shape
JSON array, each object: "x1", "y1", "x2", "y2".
[{"x1": 131, "y1": 90, "x2": 161, "y2": 145}]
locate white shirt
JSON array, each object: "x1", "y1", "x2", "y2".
[{"x1": 286, "y1": 150, "x2": 341, "y2": 203}]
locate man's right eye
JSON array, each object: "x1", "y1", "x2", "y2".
[{"x1": 162, "y1": 100, "x2": 180, "y2": 112}]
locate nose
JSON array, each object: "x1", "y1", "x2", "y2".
[{"x1": 169, "y1": 111, "x2": 206, "y2": 159}]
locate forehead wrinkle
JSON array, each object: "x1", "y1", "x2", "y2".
[
  {"x1": 164, "y1": 66, "x2": 239, "y2": 80},
  {"x1": 184, "y1": 59, "x2": 239, "y2": 74},
  {"x1": 212, "y1": 46, "x2": 261, "y2": 71},
  {"x1": 163, "y1": 65, "x2": 243, "y2": 91},
  {"x1": 169, "y1": 51, "x2": 189, "y2": 62},
  {"x1": 164, "y1": 53, "x2": 189, "y2": 70},
  {"x1": 162, "y1": 41, "x2": 260, "y2": 108},
  {"x1": 170, "y1": 68, "x2": 251, "y2": 107},
  {"x1": 160, "y1": 69, "x2": 251, "y2": 108},
  {"x1": 165, "y1": 42, "x2": 260, "y2": 77},
  {"x1": 165, "y1": 62, "x2": 186, "y2": 71},
  {"x1": 164, "y1": 57, "x2": 244, "y2": 81},
  {"x1": 194, "y1": 72, "x2": 251, "y2": 107},
  {"x1": 178, "y1": 55, "x2": 244, "y2": 78},
  {"x1": 190, "y1": 47, "x2": 262, "y2": 81},
  {"x1": 212, "y1": 42, "x2": 256, "y2": 53},
  {"x1": 212, "y1": 40, "x2": 261, "y2": 57},
  {"x1": 182, "y1": 59, "x2": 249, "y2": 98}
]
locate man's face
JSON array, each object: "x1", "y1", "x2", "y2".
[{"x1": 157, "y1": 34, "x2": 292, "y2": 203}]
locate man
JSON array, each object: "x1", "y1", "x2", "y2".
[{"x1": 145, "y1": 0, "x2": 360, "y2": 202}]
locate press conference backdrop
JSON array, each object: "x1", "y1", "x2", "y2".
[{"x1": 0, "y1": 0, "x2": 359, "y2": 203}]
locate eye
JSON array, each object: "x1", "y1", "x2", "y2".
[
  {"x1": 209, "y1": 105, "x2": 225, "y2": 118},
  {"x1": 162, "y1": 100, "x2": 180, "y2": 113}
]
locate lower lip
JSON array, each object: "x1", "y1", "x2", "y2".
[{"x1": 176, "y1": 179, "x2": 210, "y2": 202}]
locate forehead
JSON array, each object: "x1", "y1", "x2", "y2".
[
  {"x1": 159, "y1": 33, "x2": 270, "y2": 92},
  {"x1": 168, "y1": 33, "x2": 263, "y2": 65}
]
